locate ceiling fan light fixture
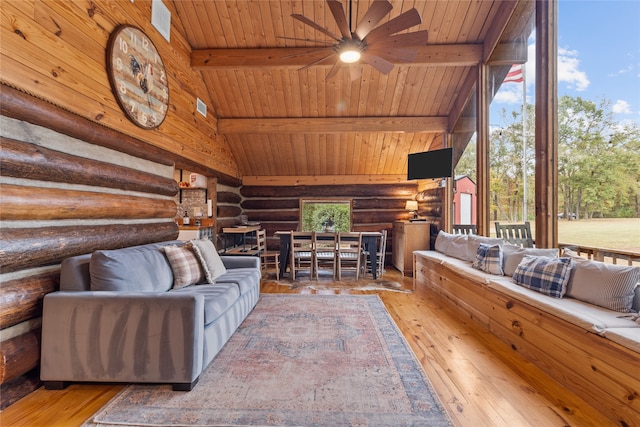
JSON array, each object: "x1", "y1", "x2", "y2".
[{"x1": 339, "y1": 46, "x2": 361, "y2": 63}]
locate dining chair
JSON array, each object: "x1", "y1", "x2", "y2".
[
  {"x1": 289, "y1": 231, "x2": 314, "y2": 280},
  {"x1": 336, "y1": 232, "x2": 362, "y2": 281},
  {"x1": 313, "y1": 232, "x2": 337, "y2": 280},
  {"x1": 363, "y1": 229, "x2": 387, "y2": 278},
  {"x1": 257, "y1": 229, "x2": 280, "y2": 280}
]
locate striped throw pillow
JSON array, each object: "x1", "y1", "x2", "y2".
[
  {"x1": 512, "y1": 255, "x2": 573, "y2": 298},
  {"x1": 563, "y1": 249, "x2": 640, "y2": 313}
]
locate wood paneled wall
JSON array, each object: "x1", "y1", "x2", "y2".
[
  {"x1": 0, "y1": 0, "x2": 239, "y2": 183},
  {"x1": 0, "y1": 89, "x2": 181, "y2": 409}
]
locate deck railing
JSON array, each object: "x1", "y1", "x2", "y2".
[{"x1": 558, "y1": 243, "x2": 640, "y2": 267}]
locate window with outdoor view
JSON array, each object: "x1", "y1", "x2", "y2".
[{"x1": 300, "y1": 199, "x2": 352, "y2": 232}]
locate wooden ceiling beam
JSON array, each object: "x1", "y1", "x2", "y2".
[
  {"x1": 218, "y1": 117, "x2": 448, "y2": 134},
  {"x1": 191, "y1": 44, "x2": 482, "y2": 70}
]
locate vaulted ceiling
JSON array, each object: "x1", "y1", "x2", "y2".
[{"x1": 171, "y1": 0, "x2": 533, "y2": 181}]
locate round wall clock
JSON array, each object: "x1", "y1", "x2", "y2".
[{"x1": 106, "y1": 25, "x2": 169, "y2": 129}]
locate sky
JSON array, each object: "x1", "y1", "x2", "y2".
[{"x1": 494, "y1": 0, "x2": 640, "y2": 129}]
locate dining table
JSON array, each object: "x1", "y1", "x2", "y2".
[{"x1": 275, "y1": 231, "x2": 383, "y2": 279}]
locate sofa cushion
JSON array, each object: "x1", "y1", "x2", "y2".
[
  {"x1": 163, "y1": 245, "x2": 205, "y2": 289},
  {"x1": 190, "y1": 239, "x2": 227, "y2": 283},
  {"x1": 472, "y1": 243, "x2": 504, "y2": 275},
  {"x1": 467, "y1": 235, "x2": 504, "y2": 262},
  {"x1": 173, "y1": 283, "x2": 240, "y2": 326},
  {"x1": 502, "y1": 244, "x2": 559, "y2": 276},
  {"x1": 215, "y1": 268, "x2": 262, "y2": 295},
  {"x1": 512, "y1": 255, "x2": 573, "y2": 298},
  {"x1": 90, "y1": 242, "x2": 177, "y2": 292},
  {"x1": 562, "y1": 249, "x2": 640, "y2": 313},
  {"x1": 434, "y1": 231, "x2": 470, "y2": 261}
]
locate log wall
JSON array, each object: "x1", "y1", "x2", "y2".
[
  {"x1": 238, "y1": 183, "x2": 443, "y2": 264},
  {"x1": 0, "y1": 94, "x2": 180, "y2": 408}
]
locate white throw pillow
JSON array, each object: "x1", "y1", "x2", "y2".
[
  {"x1": 502, "y1": 244, "x2": 559, "y2": 276},
  {"x1": 563, "y1": 249, "x2": 640, "y2": 313},
  {"x1": 434, "y1": 230, "x2": 452, "y2": 254},
  {"x1": 189, "y1": 239, "x2": 227, "y2": 283},
  {"x1": 446, "y1": 234, "x2": 469, "y2": 261}
]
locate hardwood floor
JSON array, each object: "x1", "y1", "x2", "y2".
[{"x1": 1, "y1": 268, "x2": 614, "y2": 427}]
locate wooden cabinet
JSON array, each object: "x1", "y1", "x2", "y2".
[{"x1": 392, "y1": 221, "x2": 430, "y2": 276}]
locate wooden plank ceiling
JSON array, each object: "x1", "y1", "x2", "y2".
[{"x1": 171, "y1": 0, "x2": 519, "y2": 180}]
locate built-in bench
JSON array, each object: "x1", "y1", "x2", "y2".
[{"x1": 413, "y1": 233, "x2": 640, "y2": 425}]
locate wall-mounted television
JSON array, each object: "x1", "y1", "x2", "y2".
[{"x1": 407, "y1": 148, "x2": 453, "y2": 180}]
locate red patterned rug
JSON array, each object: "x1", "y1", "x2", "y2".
[{"x1": 84, "y1": 294, "x2": 451, "y2": 426}]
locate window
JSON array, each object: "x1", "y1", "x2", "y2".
[{"x1": 300, "y1": 199, "x2": 352, "y2": 232}]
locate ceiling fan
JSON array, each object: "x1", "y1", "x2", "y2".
[{"x1": 290, "y1": 0, "x2": 428, "y2": 80}]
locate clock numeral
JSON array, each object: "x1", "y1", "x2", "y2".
[
  {"x1": 130, "y1": 32, "x2": 137, "y2": 47},
  {"x1": 117, "y1": 37, "x2": 128, "y2": 54},
  {"x1": 129, "y1": 102, "x2": 136, "y2": 113},
  {"x1": 114, "y1": 57, "x2": 123, "y2": 71},
  {"x1": 118, "y1": 81, "x2": 127, "y2": 95},
  {"x1": 140, "y1": 112, "x2": 148, "y2": 125},
  {"x1": 162, "y1": 88, "x2": 168, "y2": 99},
  {"x1": 142, "y1": 37, "x2": 149, "y2": 51},
  {"x1": 160, "y1": 70, "x2": 166, "y2": 83}
]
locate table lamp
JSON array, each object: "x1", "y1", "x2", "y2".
[{"x1": 405, "y1": 200, "x2": 419, "y2": 220}]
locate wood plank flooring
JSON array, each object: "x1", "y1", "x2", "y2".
[{"x1": 1, "y1": 268, "x2": 614, "y2": 427}]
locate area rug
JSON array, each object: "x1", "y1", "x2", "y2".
[{"x1": 83, "y1": 294, "x2": 451, "y2": 427}]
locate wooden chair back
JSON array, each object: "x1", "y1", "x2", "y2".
[
  {"x1": 337, "y1": 232, "x2": 362, "y2": 280},
  {"x1": 494, "y1": 222, "x2": 534, "y2": 248},
  {"x1": 313, "y1": 232, "x2": 337, "y2": 279},
  {"x1": 257, "y1": 229, "x2": 280, "y2": 279},
  {"x1": 453, "y1": 224, "x2": 476, "y2": 235},
  {"x1": 290, "y1": 231, "x2": 314, "y2": 280}
]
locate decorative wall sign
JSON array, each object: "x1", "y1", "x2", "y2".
[{"x1": 106, "y1": 25, "x2": 169, "y2": 129}]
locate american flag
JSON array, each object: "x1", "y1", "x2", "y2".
[{"x1": 504, "y1": 64, "x2": 524, "y2": 83}]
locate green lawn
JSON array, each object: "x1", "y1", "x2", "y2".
[{"x1": 556, "y1": 218, "x2": 640, "y2": 252}]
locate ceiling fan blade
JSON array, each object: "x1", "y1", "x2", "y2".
[
  {"x1": 349, "y1": 64, "x2": 363, "y2": 81},
  {"x1": 297, "y1": 50, "x2": 337, "y2": 70},
  {"x1": 326, "y1": 58, "x2": 343, "y2": 80},
  {"x1": 327, "y1": 0, "x2": 351, "y2": 39},
  {"x1": 360, "y1": 52, "x2": 395, "y2": 75},
  {"x1": 291, "y1": 13, "x2": 342, "y2": 42},
  {"x1": 364, "y1": 8, "x2": 422, "y2": 43},
  {"x1": 372, "y1": 30, "x2": 429, "y2": 48},
  {"x1": 354, "y1": 0, "x2": 393, "y2": 40},
  {"x1": 365, "y1": 46, "x2": 418, "y2": 63}
]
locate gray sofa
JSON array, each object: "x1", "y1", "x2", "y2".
[{"x1": 40, "y1": 240, "x2": 260, "y2": 391}]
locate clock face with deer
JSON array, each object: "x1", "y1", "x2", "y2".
[{"x1": 106, "y1": 25, "x2": 169, "y2": 129}]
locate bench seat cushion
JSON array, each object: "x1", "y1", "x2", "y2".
[
  {"x1": 603, "y1": 327, "x2": 640, "y2": 353},
  {"x1": 488, "y1": 277, "x2": 639, "y2": 332}
]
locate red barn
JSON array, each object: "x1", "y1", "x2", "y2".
[{"x1": 453, "y1": 175, "x2": 477, "y2": 225}]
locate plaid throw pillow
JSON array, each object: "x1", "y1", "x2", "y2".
[
  {"x1": 472, "y1": 243, "x2": 504, "y2": 275},
  {"x1": 512, "y1": 255, "x2": 573, "y2": 298},
  {"x1": 163, "y1": 245, "x2": 204, "y2": 289}
]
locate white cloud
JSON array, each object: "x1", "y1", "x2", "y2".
[
  {"x1": 557, "y1": 47, "x2": 590, "y2": 91},
  {"x1": 612, "y1": 100, "x2": 631, "y2": 114}
]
